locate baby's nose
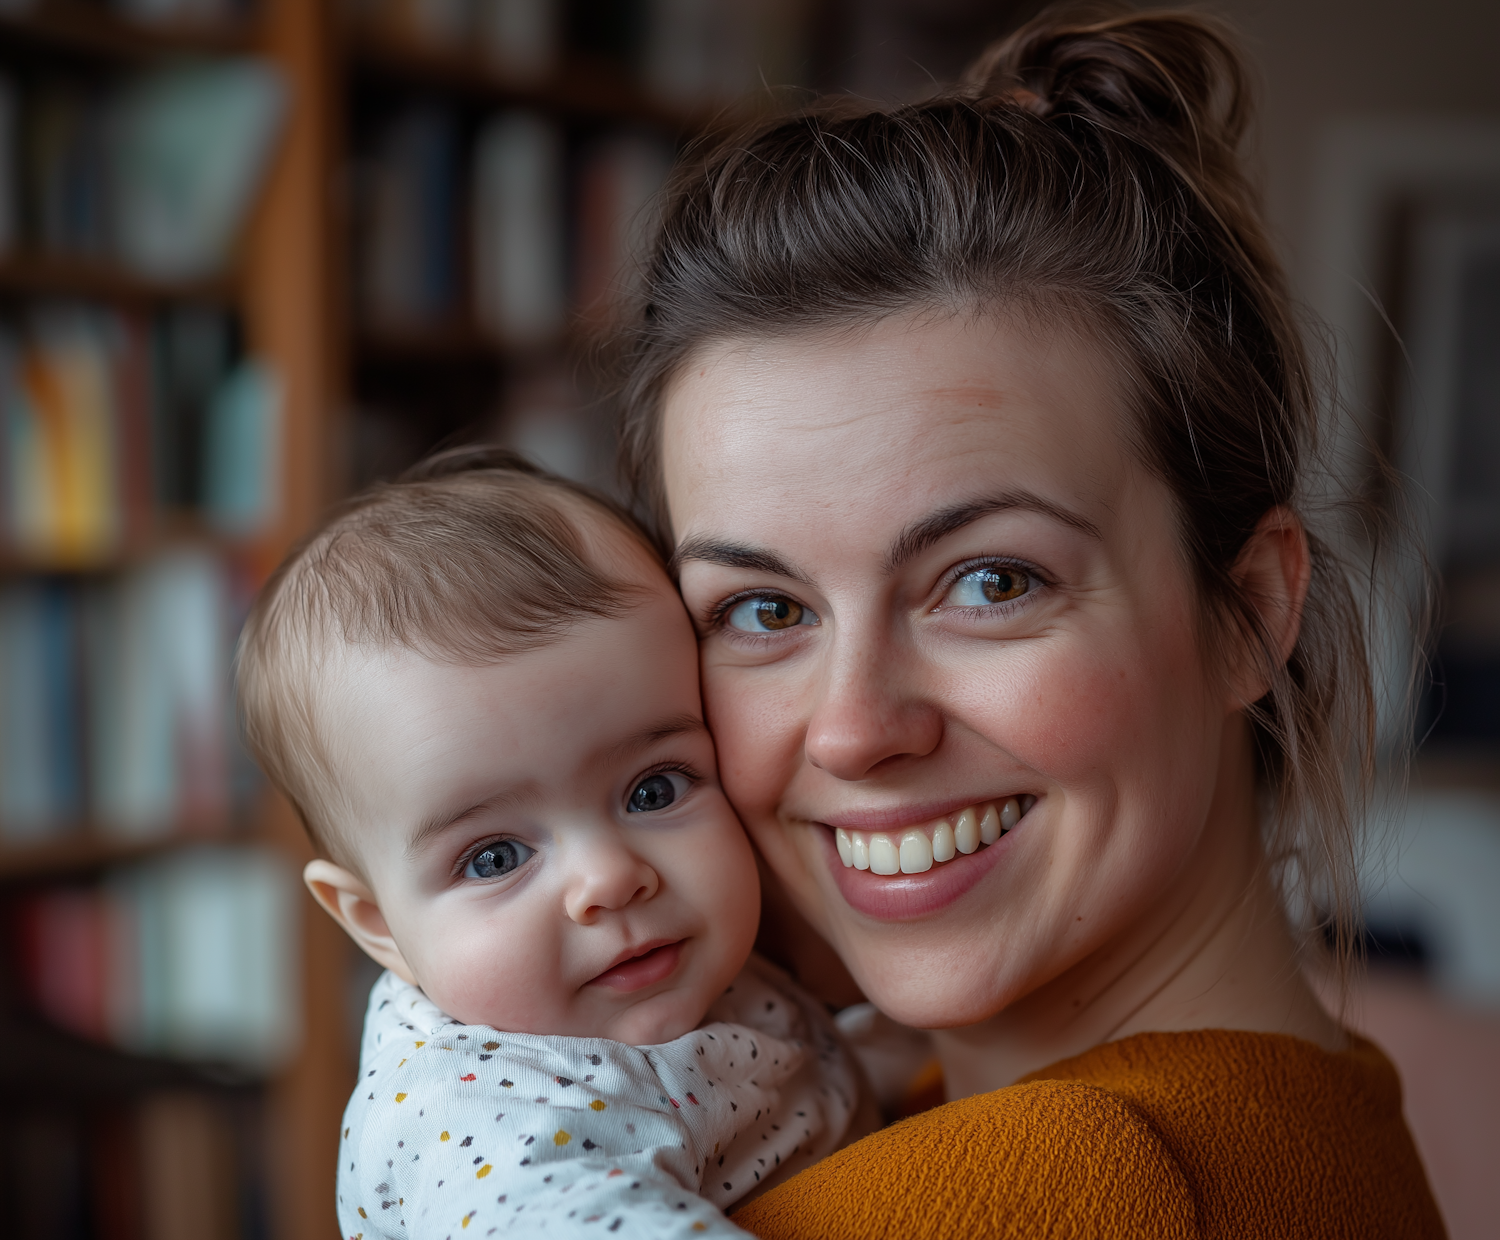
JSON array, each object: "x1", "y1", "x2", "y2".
[{"x1": 563, "y1": 841, "x2": 660, "y2": 924}]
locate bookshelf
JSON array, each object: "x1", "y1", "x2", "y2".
[
  {"x1": 0, "y1": 0, "x2": 343, "y2": 1237},
  {"x1": 0, "y1": 0, "x2": 805, "y2": 1235}
]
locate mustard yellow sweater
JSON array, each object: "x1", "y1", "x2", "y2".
[{"x1": 733, "y1": 1029, "x2": 1445, "y2": 1239}]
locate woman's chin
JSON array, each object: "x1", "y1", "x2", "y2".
[{"x1": 844, "y1": 958, "x2": 1013, "y2": 1031}]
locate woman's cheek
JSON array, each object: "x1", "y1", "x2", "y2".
[
  {"x1": 701, "y1": 662, "x2": 804, "y2": 827},
  {"x1": 943, "y1": 622, "x2": 1209, "y2": 788}
]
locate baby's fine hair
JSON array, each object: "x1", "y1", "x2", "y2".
[
  {"x1": 235, "y1": 447, "x2": 657, "y2": 868},
  {"x1": 618, "y1": 4, "x2": 1410, "y2": 970}
]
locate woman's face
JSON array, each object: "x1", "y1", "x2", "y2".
[{"x1": 661, "y1": 311, "x2": 1241, "y2": 1029}]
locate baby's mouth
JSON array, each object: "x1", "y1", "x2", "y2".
[
  {"x1": 832, "y1": 796, "x2": 1036, "y2": 875},
  {"x1": 590, "y1": 940, "x2": 684, "y2": 992}
]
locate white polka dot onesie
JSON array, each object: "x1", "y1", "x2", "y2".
[{"x1": 338, "y1": 954, "x2": 867, "y2": 1238}]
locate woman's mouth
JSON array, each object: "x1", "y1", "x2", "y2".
[
  {"x1": 590, "y1": 940, "x2": 684, "y2": 993},
  {"x1": 833, "y1": 795, "x2": 1036, "y2": 874},
  {"x1": 818, "y1": 795, "x2": 1037, "y2": 921}
]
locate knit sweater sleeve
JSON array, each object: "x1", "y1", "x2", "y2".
[{"x1": 730, "y1": 1079, "x2": 1199, "y2": 1240}]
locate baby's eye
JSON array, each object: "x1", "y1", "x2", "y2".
[
  {"x1": 944, "y1": 566, "x2": 1033, "y2": 608},
  {"x1": 725, "y1": 596, "x2": 818, "y2": 633},
  {"x1": 627, "y1": 771, "x2": 689, "y2": 813},
  {"x1": 464, "y1": 839, "x2": 534, "y2": 880}
]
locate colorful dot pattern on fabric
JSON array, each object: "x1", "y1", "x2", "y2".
[{"x1": 336, "y1": 957, "x2": 864, "y2": 1238}]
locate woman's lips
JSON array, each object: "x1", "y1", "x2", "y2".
[
  {"x1": 817, "y1": 804, "x2": 1025, "y2": 921},
  {"x1": 590, "y1": 940, "x2": 684, "y2": 992}
]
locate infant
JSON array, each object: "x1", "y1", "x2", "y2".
[{"x1": 235, "y1": 449, "x2": 871, "y2": 1238}]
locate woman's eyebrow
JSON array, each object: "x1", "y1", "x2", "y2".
[
  {"x1": 670, "y1": 538, "x2": 815, "y2": 584},
  {"x1": 884, "y1": 492, "x2": 1102, "y2": 571}
]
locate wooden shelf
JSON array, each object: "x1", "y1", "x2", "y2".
[
  {"x1": 0, "y1": 4, "x2": 259, "y2": 64},
  {"x1": 0, "y1": 826, "x2": 259, "y2": 885},
  {"x1": 346, "y1": 28, "x2": 708, "y2": 133},
  {"x1": 0, "y1": 253, "x2": 238, "y2": 307}
]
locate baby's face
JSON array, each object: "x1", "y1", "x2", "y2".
[{"x1": 329, "y1": 558, "x2": 760, "y2": 1045}]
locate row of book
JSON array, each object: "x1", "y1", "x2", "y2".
[
  {"x1": 0, "y1": 60, "x2": 285, "y2": 280},
  {"x1": 11, "y1": 845, "x2": 300, "y2": 1071},
  {"x1": 349, "y1": 0, "x2": 812, "y2": 106},
  {"x1": 0, "y1": 550, "x2": 259, "y2": 841},
  {"x1": 0, "y1": 303, "x2": 281, "y2": 564},
  {"x1": 358, "y1": 108, "x2": 674, "y2": 340},
  {"x1": 0, "y1": 1093, "x2": 264, "y2": 1240}
]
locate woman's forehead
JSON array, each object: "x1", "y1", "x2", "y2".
[{"x1": 661, "y1": 313, "x2": 1135, "y2": 539}]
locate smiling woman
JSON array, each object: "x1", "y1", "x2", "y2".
[{"x1": 618, "y1": 4, "x2": 1444, "y2": 1237}]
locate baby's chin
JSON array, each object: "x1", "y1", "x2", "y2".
[
  {"x1": 432, "y1": 984, "x2": 713, "y2": 1047},
  {"x1": 595, "y1": 988, "x2": 713, "y2": 1047}
]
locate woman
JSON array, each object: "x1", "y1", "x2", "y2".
[{"x1": 616, "y1": 7, "x2": 1444, "y2": 1238}]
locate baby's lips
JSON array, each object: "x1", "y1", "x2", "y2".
[{"x1": 588, "y1": 939, "x2": 685, "y2": 992}]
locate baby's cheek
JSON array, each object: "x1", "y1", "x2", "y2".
[{"x1": 411, "y1": 908, "x2": 562, "y2": 1033}]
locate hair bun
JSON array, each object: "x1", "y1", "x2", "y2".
[{"x1": 964, "y1": 5, "x2": 1248, "y2": 159}]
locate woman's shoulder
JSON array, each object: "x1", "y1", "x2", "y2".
[
  {"x1": 734, "y1": 1069, "x2": 1197, "y2": 1239},
  {"x1": 732, "y1": 1029, "x2": 1447, "y2": 1240}
]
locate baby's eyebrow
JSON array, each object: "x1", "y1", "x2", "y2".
[
  {"x1": 407, "y1": 788, "x2": 531, "y2": 858},
  {"x1": 601, "y1": 713, "x2": 707, "y2": 765}
]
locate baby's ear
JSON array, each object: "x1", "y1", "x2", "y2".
[{"x1": 304, "y1": 859, "x2": 418, "y2": 985}]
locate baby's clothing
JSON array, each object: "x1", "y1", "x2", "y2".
[{"x1": 338, "y1": 954, "x2": 867, "y2": 1238}]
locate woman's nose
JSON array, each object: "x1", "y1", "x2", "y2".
[
  {"x1": 563, "y1": 836, "x2": 660, "y2": 925},
  {"x1": 803, "y1": 640, "x2": 943, "y2": 781}
]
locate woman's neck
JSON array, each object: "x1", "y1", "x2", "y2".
[{"x1": 931, "y1": 716, "x2": 1346, "y2": 1099}]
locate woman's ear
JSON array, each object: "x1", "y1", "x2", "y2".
[
  {"x1": 1224, "y1": 505, "x2": 1312, "y2": 709},
  {"x1": 304, "y1": 859, "x2": 418, "y2": 986}
]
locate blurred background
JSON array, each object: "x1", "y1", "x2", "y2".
[{"x1": 0, "y1": 0, "x2": 1493, "y2": 1237}]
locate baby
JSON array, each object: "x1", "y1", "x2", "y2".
[{"x1": 234, "y1": 449, "x2": 871, "y2": 1239}]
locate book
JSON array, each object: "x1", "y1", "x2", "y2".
[
  {"x1": 572, "y1": 131, "x2": 673, "y2": 327},
  {"x1": 471, "y1": 111, "x2": 566, "y2": 344},
  {"x1": 25, "y1": 306, "x2": 124, "y2": 564},
  {"x1": 0, "y1": 74, "x2": 17, "y2": 256},
  {"x1": 361, "y1": 105, "x2": 461, "y2": 327},
  {"x1": 477, "y1": 0, "x2": 559, "y2": 81},
  {"x1": 25, "y1": 81, "x2": 111, "y2": 258},
  {"x1": 0, "y1": 578, "x2": 83, "y2": 840},
  {"x1": 111, "y1": 59, "x2": 287, "y2": 281},
  {"x1": 15, "y1": 885, "x2": 109, "y2": 1041},
  {"x1": 202, "y1": 358, "x2": 282, "y2": 538},
  {"x1": 137, "y1": 1091, "x2": 242, "y2": 1240},
  {"x1": 88, "y1": 548, "x2": 231, "y2": 837}
]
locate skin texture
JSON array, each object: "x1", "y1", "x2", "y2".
[
  {"x1": 662, "y1": 310, "x2": 1344, "y2": 1096},
  {"x1": 302, "y1": 544, "x2": 761, "y2": 1047}
]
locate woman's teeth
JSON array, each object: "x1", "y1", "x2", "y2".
[{"x1": 834, "y1": 797, "x2": 1034, "y2": 875}]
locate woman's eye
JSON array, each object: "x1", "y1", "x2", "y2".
[
  {"x1": 464, "y1": 839, "x2": 534, "y2": 880},
  {"x1": 724, "y1": 596, "x2": 817, "y2": 633},
  {"x1": 944, "y1": 567, "x2": 1033, "y2": 608},
  {"x1": 627, "y1": 771, "x2": 689, "y2": 813}
]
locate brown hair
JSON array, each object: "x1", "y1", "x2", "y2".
[
  {"x1": 236, "y1": 447, "x2": 657, "y2": 867},
  {"x1": 617, "y1": 6, "x2": 1386, "y2": 963}
]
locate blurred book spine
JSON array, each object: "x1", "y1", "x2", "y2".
[
  {"x1": 643, "y1": 0, "x2": 810, "y2": 108},
  {"x1": 471, "y1": 110, "x2": 566, "y2": 343},
  {"x1": 13, "y1": 846, "x2": 301, "y2": 1071},
  {"x1": 572, "y1": 131, "x2": 673, "y2": 327},
  {"x1": 360, "y1": 105, "x2": 461, "y2": 327},
  {"x1": 479, "y1": 0, "x2": 559, "y2": 81}
]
